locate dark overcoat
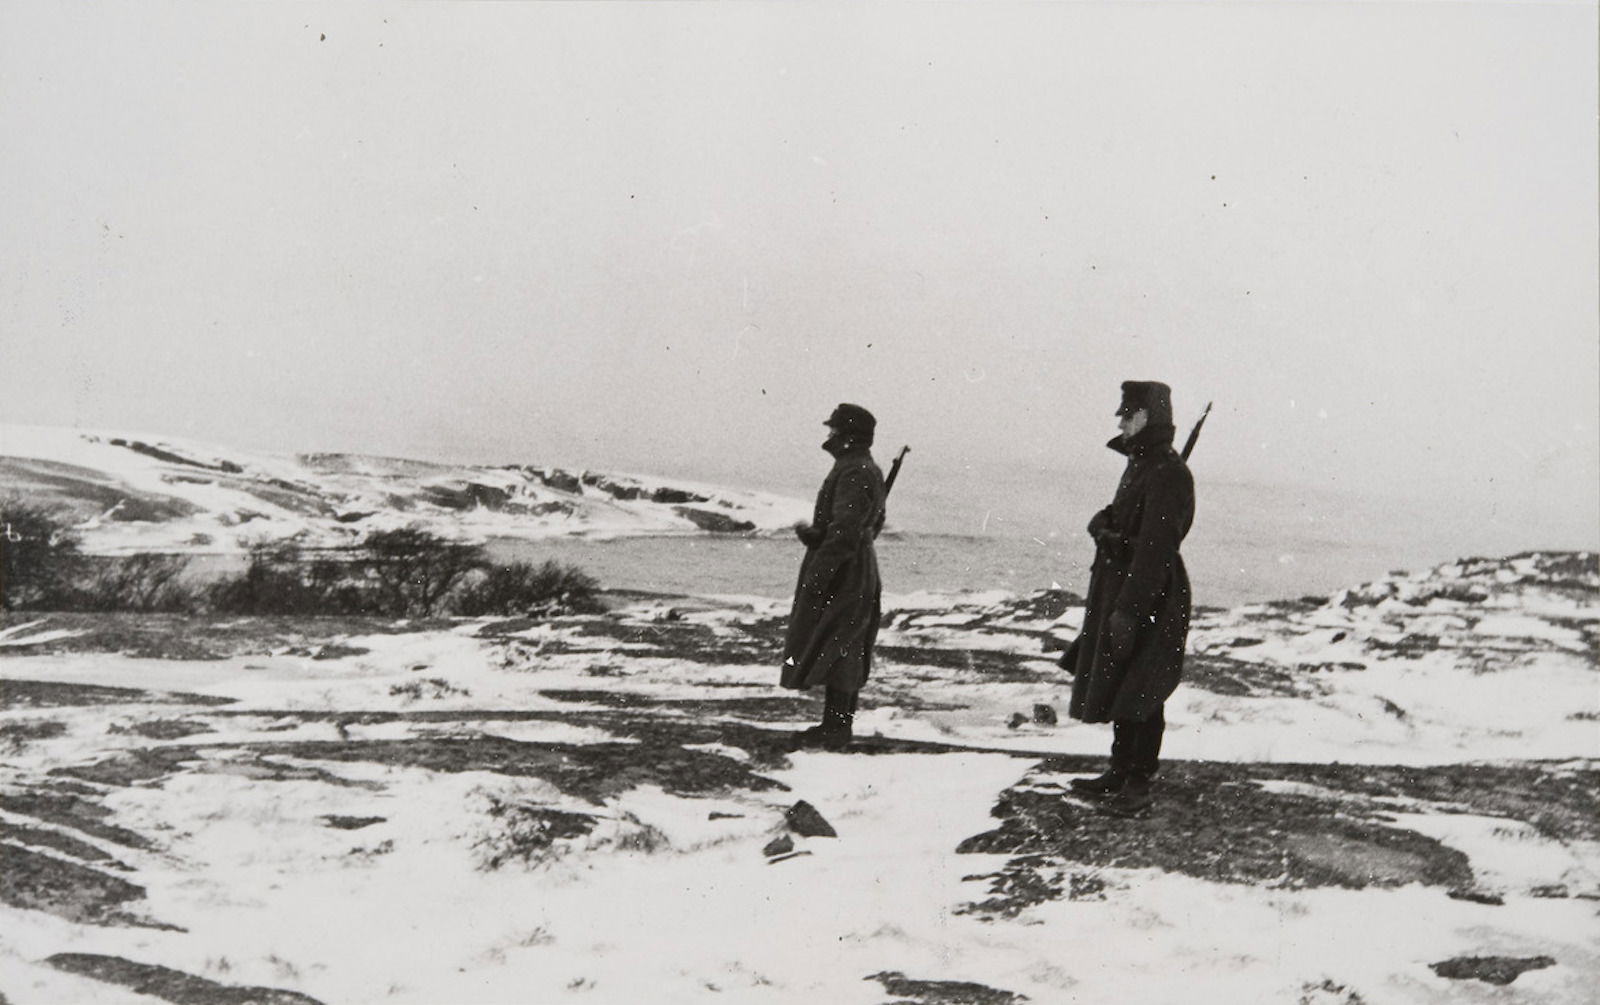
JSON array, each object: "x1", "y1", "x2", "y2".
[
  {"x1": 780, "y1": 448, "x2": 886, "y2": 692},
  {"x1": 1067, "y1": 423, "x2": 1195, "y2": 723}
]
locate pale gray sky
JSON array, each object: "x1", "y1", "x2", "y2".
[{"x1": 3, "y1": 2, "x2": 1596, "y2": 542}]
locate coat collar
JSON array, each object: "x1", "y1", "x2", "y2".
[{"x1": 1105, "y1": 422, "x2": 1177, "y2": 459}]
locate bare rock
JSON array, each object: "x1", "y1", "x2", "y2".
[
  {"x1": 786, "y1": 800, "x2": 837, "y2": 838},
  {"x1": 1429, "y1": 955, "x2": 1556, "y2": 986},
  {"x1": 46, "y1": 953, "x2": 325, "y2": 1004},
  {"x1": 673, "y1": 505, "x2": 755, "y2": 533},
  {"x1": 763, "y1": 834, "x2": 794, "y2": 857}
]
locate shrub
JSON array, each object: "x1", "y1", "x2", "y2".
[
  {"x1": 451, "y1": 559, "x2": 602, "y2": 616},
  {"x1": 63, "y1": 553, "x2": 200, "y2": 613},
  {"x1": 361, "y1": 527, "x2": 486, "y2": 617},
  {"x1": 208, "y1": 541, "x2": 368, "y2": 616},
  {"x1": 0, "y1": 498, "x2": 84, "y2": 610}
]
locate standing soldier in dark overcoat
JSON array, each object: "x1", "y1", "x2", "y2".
[
  {"x1": 780, "y1": 403, "x2": 887, "y2": 749},
  {"x1": 1061, "y1": 380, "x2": 1196, "y2": 813}
]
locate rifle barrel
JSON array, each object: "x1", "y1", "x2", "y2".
[
  {"x1": 884, "y1": 446, "x2": 910, "y2": 495},
  {"x1": 1181, "y1": 402, "x2": 1213, "y2": 462}
]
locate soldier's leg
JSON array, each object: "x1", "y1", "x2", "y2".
[
  {"x1": 1128, "y1": 706, "x2": 1165, "y2": 779},
  {"x1": 1101, "y1": 709, "x2": 1165, "y2": 814},
  {"x1": 1071, "y1": 724, "x2": 1132, "y2": 796}
]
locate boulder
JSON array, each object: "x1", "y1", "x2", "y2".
[{"x1": 785, "y1": 800, "x2": 836, "y2": 838}]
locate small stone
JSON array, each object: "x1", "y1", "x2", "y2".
[
  {"x1": 1008, "y1": 713, "x2": 1028, "y2": 729},
  {"x1": 762, "y1": 834, "x2": 794, "y2": 857},
  {"x1": 1446, "y1": 888, "x2": 1505, "y2": 906},
  {"x1": 785, "y1": 800, "x2": 837, "y2": 838},
  {"x1": 1032, "y1": 703, "x2": 1058, "y2": 725}
]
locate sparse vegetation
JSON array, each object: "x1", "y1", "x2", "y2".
[
  {"x1": 473, "y1": 794, "x2": 599, "y2": 870},
  {"x1": 452, "y1": 559, "x2": 602, "y2": 616},
  {"x1": 0, "y1": 506, "x2": 602, "y2": 620},
  {"x1": 388, "y1": 678, "x2": 471, "y2": 702},
  {"x1": 0, "y1": 497, "x2": 84, "y2": 609},
  {"x1": 207, "y1": 542, "x2": 366, "y2": 616},
  {"x1": 63, "y1": 554, "x2": 201, "y2": 613},
  {"x1": 361, "y1": 527, "x2": 486, "y2": 617}
]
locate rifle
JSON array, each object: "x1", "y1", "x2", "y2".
[
  {"x1": 884, "y1": 446, "x2": 910, "y2": 495},
  {"x1": 873, "y1": 446, "x2": 909, "y2": 537},
  {"x1": 1180, "y1": 402, "x2": 1213, "y2": 462}
]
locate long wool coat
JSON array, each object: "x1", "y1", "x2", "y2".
[
  {"x1": 1067, "y1": 423, "x2": 1196, "y2": 723},
  {"x1": 780, "y1": 448, "x2": 886, "y2": 692}
]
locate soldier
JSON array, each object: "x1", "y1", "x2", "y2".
[
  {"x1": 1061, "y1": 380, "x2": 1196, "y2": 813},
  {"x1": 780, "y1": 403, "x2": 887, "y2": 750}
]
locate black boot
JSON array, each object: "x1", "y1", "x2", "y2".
[
  {"x1": 1069, "y1": 770, "x2": 1127, "y2": 798},
  {"x1": 1099, "y1": 774, "x2": 1154, "y2": 815},
  {"x1": 795, "y1": 688, "x2": 855, "y2": 750}
]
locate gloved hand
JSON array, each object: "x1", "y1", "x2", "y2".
[
  {"x1": 1105, "y1": 609, "x2": 1138, "y2": 664},
  {"x1": 1087, "y1": 507, "x2": 1124, "y2": 553},
  {"x1": 1086, "y1": 506, "x2": 1114, "y2": 538},
  {"x1": 794, "y1": 522, "x2": 823, "y2": 548}
]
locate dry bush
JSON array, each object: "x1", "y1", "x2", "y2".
[{"x1": 451, "y1": 559, "x2": 601, "y2": 616}]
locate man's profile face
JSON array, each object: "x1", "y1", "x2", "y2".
[{"x1": 1118, "y1": 408, "x2": 1149, "y2": 441}]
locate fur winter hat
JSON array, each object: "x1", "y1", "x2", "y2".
[
  {"x1": 1114, "y1": 381, "x2": 1174, "y2": 426},
  {"x1": 824, "y1": 403, "x2": 877, "y2": 436}
]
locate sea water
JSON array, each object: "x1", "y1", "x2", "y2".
[{"x1": 490, "y1": 475, "x2": 1585, "y2": 608}]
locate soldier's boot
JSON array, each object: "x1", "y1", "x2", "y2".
[
  {"x1": 1099, "y1": 774, "x2": 1155, "y2": 816},
  {"x1": 795, "y1": 688, "x2": 855, "y2": 750},
  {"x1": 1069, "y1": 770, "x2": 1127, "y2": 799}
]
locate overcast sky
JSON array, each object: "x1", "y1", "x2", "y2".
[{"x1": 2, "y1": 2, "x2": 1596, "y2": 541}]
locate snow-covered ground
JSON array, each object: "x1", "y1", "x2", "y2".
[
  {"x1": 0, "y1": 424, "x2": 811, "y2": 554},
  {"x1": 0, "y1": 552, "x2": 1596, "y2": 1003}
]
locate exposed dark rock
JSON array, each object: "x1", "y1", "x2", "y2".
[
  {"x1": 45, "y1": 953, "x2": 324, "y2": 1004},
  {"x1": 1031, "y1": 704, "x2": 1057, "y2": 725},
  {"x1": 421, "y1": 482, "x2": 512, "y2": 511},
  {"x1": 959, "y1": 761, "x2": 1477, "y2": 893},
  {"x1": 651, "y1": 486, "x2": 708, "y2": 505},
  {"x1": 1429, "y1": 954, "x2": 1555, "y2": 985},
  {"x1": 1184, "y1": 652, "x2": 1311, "y2": 698},
  {"x1": 0, "y1": 612, "x2": 442, "y2": 662},
  {"x1": 531, "y1": 468, "x2": 584, "y2": 494},
  {"x1": 239, "y1": 734, "x2": 788, "y2": 805},
  {"x1": 866, "y1": 970, "x2": 1028, "y2": 1004},
  {"x1": 1446, "y1": 888, "x2": 1505, "y2": 906},
  {"x1": 958, "y1": 854, "x2": 1106, "y2": 920},
  {"x1": 876, "y1": 645, "x2": 1054, "y2": 683},
  {"x1": 111, "y1": 719, "x2": 215, "y2": 740},
  {"x1": 786, "y1": 800, "x2": 837, "y2": 837},
  {"x1": 320, "y1": 815, "x2": 385, "y2": 830},
  {"x1": 579, "y1": 474, "x2": 643, "y2": 500},
  {"x1": 0, "y1": 820, "x2": 127, "y2": 867},
  {"x1": 0, "y1": 844, "x2": 148, "y2": 926},
  {"x1": 0, "y1": 789, "x2": 155, "y2": 850},
  {"x1": 673, "y1": 506, "x2": 755, "y2": 533},
  {"x1": 763, "y1": 834, "x2": 794, "y2": 857},
  {"x1": 0, "y1": 718, "x2": 67, "y2": 749},
  {"x1": 995, "y1": 588, "x2": 1082, "y2": 621},
  {"x1": 107, "y1": 439, "x2": 216, "y2": 471},
  {"x1": 539, "y1": 689, "x2": 814, "y2": 722}
]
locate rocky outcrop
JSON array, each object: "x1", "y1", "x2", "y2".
[{"x1": 673, "y1": 505, "x2": 756, "y2": 533}]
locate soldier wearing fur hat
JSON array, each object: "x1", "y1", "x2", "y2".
[
  {"x1": 780, "y1": 403, "x2": 887, "y2": 749},
  {"x1": 1061, "y1": 380, "x2": 1196, "y2": 813}
]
